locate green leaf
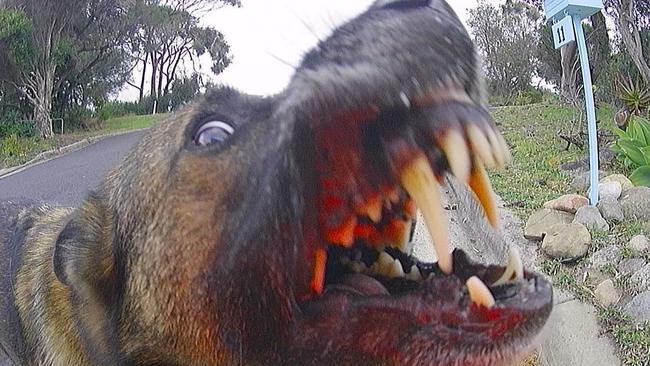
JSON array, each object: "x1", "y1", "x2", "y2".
[
  {"x1": 630, "y1": 166, "x2": 650, "y2": 187},
  {"x1": 618, "y1": 139, "x2": 647, "y2": 166},
  {"x1": 642, "y1": 146, "x2": 650, "y2": 166},
  {"x1": 632, "y1": 117, "x2": 650, "y2": 145},
  {"x1": 613, "y1": 126, "x2": 628, "y2": 138}
]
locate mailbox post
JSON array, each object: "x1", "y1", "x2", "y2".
[{"x1": 543, "y1": 0, "x2": 604, "y2": 205}]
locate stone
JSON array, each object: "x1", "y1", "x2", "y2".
[
  {"x1": 601, "y1": 174, "x2": 634, "y2": 192},
  {"x1": 618, "y1": 258, "x2": 647, "y2": 276},
  {"x1": 597, "y1": 198, "x2": 624, "y2": 223},
  {"x1": 543, "y1": 194, "x2": 589, "y2": 214},
  {"x1": 541, "y1": 223, "x2": 591, "y2": 260},
  {"x1": 631, "y1": 264, "x2": 650, "y2": 291},
  {"x1": 621, "y1": 187, "x2": 650, "y2": 220},
  {"x1": 628, "y1": 235, "x2": 650, "y2": 256},
  {"x1": 573, "y1": 206, "x2": 609, "y2": 232},
  {"x1": 594, "y1": 181, "x2": 623, "y2": 201},
  {"x1": 524, "y1": 209, "x2": 574, "y2": 240},
  {"x1": 590, "y1": 245, "x2": 622, "y2": 269},
  {"x1": 624, "y1": 291, "x2": 650, "y2": 323},
  {"x1": 595, "y1": 279, "x2": 620, "y2": 307},
  {"x1": 570, "y1": 170, "x2": 608, "y2": 193},
  {"x1": 538, "y1": 300, "x2": 621, "y2": 366}
]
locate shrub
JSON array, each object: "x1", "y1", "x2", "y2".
[
  {"x1": 0, "y1": 109, "x2": 34, "y2": 138},
  {"x1": 616, "y1": 76, "x2": 650, "y2": 117},
  {"x1": 613, "y1": 116, "x2": 650, "y2": 186},
  {"x1": 0, "y1": 134, "x2": 29, "y2": 159},
  {"x1": 97, "y1": 101, "x2": 149, "y2": 121}
]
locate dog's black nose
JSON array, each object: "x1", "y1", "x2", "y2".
[{"x1": 373, "y1": 0, "x2": 431, "y2": 11}]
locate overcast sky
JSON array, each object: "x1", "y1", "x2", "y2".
[{"x1": 118, "y1": 0, "x2": 493, "y2": 100}]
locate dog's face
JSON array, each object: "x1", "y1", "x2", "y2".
[{"x1": 54, "y1": 1, "x2": 552, "y2": 365}]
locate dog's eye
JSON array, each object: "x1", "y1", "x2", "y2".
[{"x1": 195, "y1": 121, "x2": 235, "y2": 146}]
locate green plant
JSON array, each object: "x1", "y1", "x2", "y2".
[
  {"x1": 0, "y1": 134, "x2": 29, "y2": 158},
  {"x1": 613, "y1": 116, "x2": 650, "y2": 186},
  {"x1": 616, "y1": 76, "x2": 650, "y2": 117}
]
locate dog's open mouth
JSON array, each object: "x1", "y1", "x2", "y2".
[{"x1": 295, "y1": 95, "x2": 552, "y2": 358}]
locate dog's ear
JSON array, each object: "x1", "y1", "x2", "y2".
[{"x1": 53, "y1": 192, "x2": 123, "y2": 364}]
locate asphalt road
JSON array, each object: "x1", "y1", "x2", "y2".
[{"x1": 0, "y1": 131, "x2": 145, "y2": 207}]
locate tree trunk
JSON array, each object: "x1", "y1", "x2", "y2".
[
  {"x1": 138, "y1": 53, "x2": 148, "y2": 103},
  {"x1": 617, "y1": 0, "x2": 650, "y2": 85},
  {"x1": 560, "y1": 43, "x2": 580, "y2": 102},
  {"x1": 31, "y1": 64, "x2": 56, "y2": 139}
]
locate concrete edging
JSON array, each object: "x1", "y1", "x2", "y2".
[{"x1": 0, "y1": 129, "x2": 146, "y2": 180}]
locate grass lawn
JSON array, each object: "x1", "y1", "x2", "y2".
[
  {"x1": 489, "y1": 101, "x2": 649, "y2": 365},
  {"x1": 490, "y1": 102, "x2": 617, "y2": 217},
  {"x1": 0, "y1": 113, "x2": 167, "y2": 170}
]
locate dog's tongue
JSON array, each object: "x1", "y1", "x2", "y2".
[{"x1": 325, "y1": 273, "x2": 389, "y2": 296}]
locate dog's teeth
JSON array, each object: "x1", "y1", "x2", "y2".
[
  {"x1": 441, "y1": 130, "x2": 471, "y2": 183},
  {"x1": 387, "y1": 259, "x2": 405, "y2": 278},
  {"x1": 359, "y1": 196, "x2": 383, "y2": 223},
  {"x1": 400, "y1": 156, "x2": 452, "y2": 274},
  {"x1": 467, "y1": 276, "x2": 495, "y2": 308},
  {"x1": 496, "y1": 132, "x2": 512, "y2": 164},
  {"x1": 492, "y1": 246, "x2": 524, "y2": 286},
  {"x1": 468, "y1": 159, "x2": 499, "y2": 229},
  {"x1": 485, "y1": 128, "x2": 506, "y2": 169},
  {"x1": 466, "y1": 125, "x2": 496, "y2": 169},
  {"x1": 350, "y1": 261, "x2": 368, "y2": 274},
  {"x1": 378, "y1": 251, "x2": 393, "y2": 268},
  {"x1": 406, "y1": 265, "x2": 422, "y2": 281}
]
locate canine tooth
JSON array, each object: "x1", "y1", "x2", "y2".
[
  {"x1": 387, "y1": 259, "x2": 405, "y2": 278},
  {"x1": 466, "y1": 125, "x2": 496, "y2": 169},
  {"x1": 485, "y1": 128, "x2": 506, "y2": 169},
  {"x1": 493, "y1": 246, "x2": 524, "y2": 286},
  {"x1": 400, "y1": 157, "x2": 452, "y2": 274},
  {"x1": 496, "y1": 132, "x2": 512, "y2": 164},
  {"x1": 441, "y1": 130, "x2": 471, "y2": 183},
  {"x1": 468, "y1": 159, "x2": 499, "y2": 229},
  {"x1": 467, "y1": 276, "x2": 495, "y2": 308},
  {"x1": 407, "y1": 265, "x2": 422, "y2": 281},
  {"x1": 310, "y1": 249, "x2": 328, "y2": 295}
]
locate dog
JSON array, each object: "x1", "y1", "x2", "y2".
[{"x1": 0, "y1": 1, "x2": 552, "y2": 365}]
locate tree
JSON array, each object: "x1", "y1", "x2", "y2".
[
  {"x1": 127, "y1": 0, "x2": 239, "y2": 106},
  {"x1": 0, "y1": 0, "x2": 137, "y2": 138},
  {"x1": 606, "y1": 0, "x2": 650, "y2": 85},
  {"x1": 468, "y1": 1, "x2": 542, "y2": 102}
]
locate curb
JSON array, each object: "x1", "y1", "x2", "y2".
[{"x1": 0, "y1": 129, "x2": 147, "y2": 180}]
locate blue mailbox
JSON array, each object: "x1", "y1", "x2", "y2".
[
  {"x1": 543, "y1": 0, "x2": 604, "y2": 205},
  {"x1": 544, "y1": 0, "x2": 604, "y2": 22}
]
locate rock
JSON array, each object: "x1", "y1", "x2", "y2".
[
  {"x1": 591, "y1": 181, "x2": 622, "y2": 201},
  {"x1": 628, "y1": 235, "x2": 650, "y2": 256},
  {"x1": 590, "y1": 245, "x2": 622, "y2": 269},
  {"x1": 595, "y1": 279, "x2": 620, "y2": 307},
  {"x1": 623, "y1": 291, "x2": 650, "y2": 323},
  {"x1": 543, "y1": 194, "x2": 589, "y2": 214},
  {"x1": 541, "y1": 223, "x2": 591, "y2": 260},
  {"x1": 573, "y1": 206, "x2": 609, "y2": 232},
  {"x1": 597, "y1": 198, "x2": 624, "y2": 223},
  {"x1": 601, "y1": 174, "x2": 634, "y2": 192},
  {"x1": 524, "y1": 209, "x2": 574, "y2": 240},
  {"x1": 631, "y1": 263, "x2": 650, "y2": 291},
  {"x1": 618, "y1": 258, "x2": 647, "y2": 276},
  {"x1": 570, "y1": 170, "x2": 608, "y2": 193},
  {"x1": 538, "y1": 300, "x2": 621, "y2": 366},
  {"x1": 621, "y1": 187, "x2": 650, "y2": 220}
]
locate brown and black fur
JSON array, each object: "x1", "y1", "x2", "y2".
[{"x1": 0, "y1": 1, "x2": 552, "y2": 365}]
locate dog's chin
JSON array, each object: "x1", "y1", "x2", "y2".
[{"x1": 292, "y1": 248, "x2": 552, "y2": 363}]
